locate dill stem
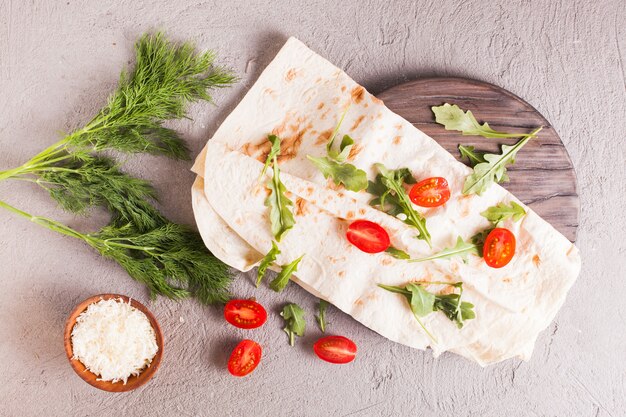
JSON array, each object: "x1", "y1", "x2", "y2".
[
  {"x1": 0, "y1": 198, "x2": 160, "y2": 255},
  {"x1": 0, "y1": 199, "x2": 85, "y2": 240}
]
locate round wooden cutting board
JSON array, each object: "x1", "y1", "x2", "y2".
[{"x1": 377, "y1": 77, "x2": 579, "y2": 242}]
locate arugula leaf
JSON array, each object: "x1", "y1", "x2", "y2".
[
  {"x1": 481, "y1": 201, "x2": 526, "y2": 226},
  {"x1": 369, "y1": 164, "x2": 431, "y2": 247},
  {"x1": 378, "y1": 280, "x2": 476, "y2": 340},
  {"x1": 471, "y1": 229, "x2": 492, "y2": 254},
  {"x1": 408, "y1": 236, "x2": 479, "y2": 263},
  {"x1": 307, "y1": 155, "x2": 368, "y2": 192},
  {"x1": 462, "y1": 127, "x2": 542, "y2": 195},
  {"x1": 316, "y1": 299, "x2": 329, "y2": 333},
  {"x1": 385, "y1": 246, "x2": 410, "y2": 260},
  {"x1": 260, "y1": 134, "x2": 281, "y2": 178},
  {"x1": 377, "y1": 283, "x2": 436, "y2": 341},
  {"x1": 269, "y1": 254, "x2": 304, "y2": 292},
  {"x1": 458, "y1": 145, "x2": 486, "y2": 167},
  {"x1": 265, "y1": 159, "x2": 295, "y2": 241},
  {"x1": 326, "y1": 134, "x2": 353, "y2": 162},
  {"x1": 432, "y1": 103, "x2": 540, "y2": 139},
  {"x1": 309, "y1": 108, "x2": 368, "y2": 192},
  {"x1": 281, "y1": 303, "x2": 306, "y2": 346},
  {"x1": 256, "y1": 241, "x2": 281, "y2": 287}
]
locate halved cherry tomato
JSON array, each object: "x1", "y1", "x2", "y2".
[
  {"x1": 409, "y1": 177, "x2": 451, "y2": 207},
  {"x1": 483, "y1": 228, "x2": 516, "y2": 268},
  {"x1": 313, "y1": 336, "x2": 357, "y2": 364},
  {"x1": 228, "y1": 340, "x2": 262, "y2": 377},
  {"x1": 224, "y1": 299, "x2": 267, "y2": 329},
  {"x1": 346, "y1": 220, "x2": 390, "y2": 253}
]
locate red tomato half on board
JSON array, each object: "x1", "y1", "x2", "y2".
[
  {"x1": 228, "y1": 340, "x2": 262, "y2": 377},
  {"x1": 224, "y1": 299, "x2": 268, "y2": 329},
  {"x1": 313, "y1": 336, "x2": 357, "y2": 364},
  {"x1": 483, "y1": 228, "x2": 516, "y2": 268},
  {"x1": 346, "y1": 220, "x2": 391, "y2": 253},
  {"x1": 409, "y1": 177, "x2": 451, "y2": 207}
]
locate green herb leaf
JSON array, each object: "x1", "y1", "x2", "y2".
[
  {"x1": 270, "y1": 254, "x2": 304, "y2": 292},
  {"x1": 309, "y1": 108, "x2": 368, "y2": 192},
  {"x1": 462, "y1": 127, "x2": 542, "y2": 195},
  {"x1": 73, "y1": 32, "x2": 236, "y2": 158},
  {"x1": 385, "y1": 246, "x2": 410, "y2": 260},
  {"x1": 307, "y1": 155, "x2": 368, "y2": 192},
  {"x1": 261, "y1": 135, "x2": 281, "y2": 178},
  {"x1": 316, "y1": 299, "x2": 329, "y2": 333},
  {"x1": 432, "y1": 103, "x2": 539, "y2": 139},
  {"x1": 480, "y1": 201, "x2": 527, "y2": 226},
  {"x1": 405, "y1": 283, "x2": 436, "y2": 317},
  {"x1": 471, "y1": 229, "x2": 492, "y2": 254},
  {"x1": 256, "y1": 241, "x2": 281, "y2": 287},
  {"x1": 265, "y1": 160, "x2": 295, "y2": 241},
  {"x1": 281, "y1": 303, "x2": 306, "y2": 346},
  {"x1": 458, "y1": 145, "x2": 486, "y2": 167},
  {"x1": 0, "y1": 199, "x2": 233, "y2": 304},
  {"x1": 408, "y1": 236, "x2": 479, "y2": 263},
  {"x1": 0, "y1": 32, "x2": 236, "y2": 305},
  {"x1": 378, "y1": 280, "x2": 476, "y2": 339},
  {"x1": 369, "y1": 164, "x2": 431, "y2": 247}
]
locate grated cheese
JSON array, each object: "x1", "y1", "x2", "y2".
[{"x1": 71, "y1": 298, "x2": 158, "y2": 384}]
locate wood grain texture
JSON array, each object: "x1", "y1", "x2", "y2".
[{"x1": 378, "y1": 77, "x2": 579, "y2": 242}]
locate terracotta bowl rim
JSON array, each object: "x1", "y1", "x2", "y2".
[{"x1": 63, "y1": 293, "x2": 164, "y2": 392}]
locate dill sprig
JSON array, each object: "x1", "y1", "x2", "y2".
[
  {"x1": 0, "y1": 32, "x2": 237, "y2": 303},
  {"x1": 0, "y1": 31, "x2": 236, "y2": 213},
  {"x1": 0, "y1": 200, "x2": 231, "y2": 304}
]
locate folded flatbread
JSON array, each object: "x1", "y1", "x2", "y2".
[{"x1": 191, "y1": 37, "x2": 580, "y2": 366}]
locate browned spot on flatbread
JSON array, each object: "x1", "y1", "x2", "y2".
[
  {"x1": 347, "y1": 143, "x2": 362, "y2": 160},
  {"x1": 532, "y1": 254, "x2": 541, "y2": 267},
  {"x1": 338, "y1": 270, "x2": 346, "y2": 278},
  {"x1": 321, "y1": 108, "x2": 331, "y2": 120},
  {"x1": 315, "y1": 77, "x2": 322, "y2": 84},
  {"x1": 346, "y1": 211, "x2": 355, "y2": 219},
  {"x1": 295, "y1": 197, "x2": 308, "y2": 216},
  {"x1": 315, "y1": 129, "x2": 333, "y2": 145},
  {"x1": 341, "y1": 86, "x2": 346, "y2": 92},
  {"x1": 354, "y1": 298, "x2": 364, "y2": 306},
  {"x1": 566, "y1": 245, "x2": 575, "y2": 256},
  {"x1": 350, "y1": 115, "x2": 366, "y2": 131},
  {"x1": 351, "y1": 86, "x2": 365, "y2": 104},
  {"x1": 371, "y1": 95, "x2": 383, "y2": 105},
  {"x1": 394, "y1": 123, "x2": 403, "y2": 130},
  {"x1": 358, "y1": 208, "x2": 366, "y2": 215},
  {"x1": 337, "y1": 192, "x2": 344, "y2": 198},
  {"x1": 264, "y1": 88, "x2": 276, "y2": 97},
  {"x1": 306, "y1": 186, "x2": 314, "y2": 195},
  {"x1": 381, "y1": 258, "x2": 392, "y2": 266},
  {"x1": 285, "y1": 68, "x2": 298, "y2": 82},
  {"x1": 392, "y1": 136, "x2": 402, "y2": 145},
  {"x1": 332, "y1": 97, "x2": 340, "y2": 104},
  {"x1": 241, "y1": 140, "x2": 272, "y2": 163},
  {"x1": 327, "y1": 181, "x2": 344, "y2": 191},
  {"x1": 502, "y1": 277, "x2": 512, "y2": 283},
  {"x1": 317, "y1": 102, "x2": 325, "y2": 110}
]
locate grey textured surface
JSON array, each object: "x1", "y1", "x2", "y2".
[{"x1": 0, "y1": 0, "x2": 624, "y2": 416}]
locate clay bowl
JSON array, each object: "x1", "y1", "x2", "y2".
[{"x1": 64, "y1": 294, "x2": 164, "y2": 392}]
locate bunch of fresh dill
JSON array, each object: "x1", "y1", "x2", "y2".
[{"x1": 0, "y1": 32, "x2": 236, "y2": 304}]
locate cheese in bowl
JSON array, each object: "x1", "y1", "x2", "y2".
[{"x1": 70, "y1": 297, "x2": 159, "y2": 384}]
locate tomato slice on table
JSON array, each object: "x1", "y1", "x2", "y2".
[
  {"x1": 314, "y1": 336, "x2": 357, "y2": 364},
  {"x1": 346, "y1": 220, "x2": 390, "y2": 253},
  {"x1": 224, "y1": 299, "x2": 268, "y2": 329},
  {"x1": 409, "y1": 177, "x2": 451, "y2": 207},
  {"x1": 483, "y1": 228, "x2": 516, "y2": 268},
  {"x1": 228, "y1": 340, "x2": 262, "y2": 377}
]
